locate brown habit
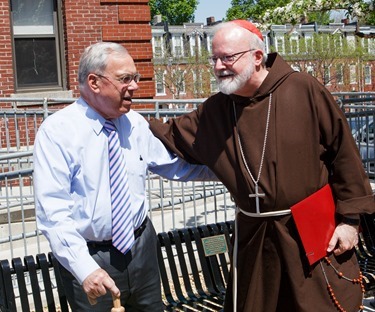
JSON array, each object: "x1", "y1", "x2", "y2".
[{"x1": 149, "y1": 53, "x2": 375, "y2": 312}]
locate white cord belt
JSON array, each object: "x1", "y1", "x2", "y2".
[{"x1": 237, "y1": 206, "x2": 291, "y2": 217}]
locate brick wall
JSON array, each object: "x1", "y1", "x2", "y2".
[
  {"x1": 0, "y1": 1, "x2": 14, "y2": 99},
  {"x1": 0, "y1": 0, "x2": 154, "y2": 101},
  {"x1": 65, "y1": 0, "x2": 155, "y2": 102}
]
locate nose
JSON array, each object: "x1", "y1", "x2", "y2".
[
  {"x1": 127, "y1": 79, "x2": 139, "y2": 91},
  {"x1": 214, "y1": 58, "x2": 226, "y2": 70}
]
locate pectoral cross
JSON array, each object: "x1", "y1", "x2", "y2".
[{"x1": 248, "y1": 183, "x2": 265, "y2": 214}]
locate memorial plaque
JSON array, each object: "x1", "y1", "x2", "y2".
[{"x1": 202, "y1": 234, "x2": 228, "y2": 257}]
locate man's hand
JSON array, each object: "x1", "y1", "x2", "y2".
[
  {"x1": 82, "y1": 268, "x2": 120, "y2": 305},
  {"x1": 327, "y1": 223, "x2": 359, "y2": 256}
]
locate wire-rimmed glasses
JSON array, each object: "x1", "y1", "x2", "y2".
[
  {"x1": 208, "y1": 49, "x2": 256, "y2": 66},
  {"x1": 95, "y1": 73, "x2": 141, "y2": 85}
]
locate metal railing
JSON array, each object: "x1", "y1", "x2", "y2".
[{"x1": 0, "y1": 94, "x2": 373, "y2": 263}]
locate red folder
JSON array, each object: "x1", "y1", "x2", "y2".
[{"x1": 291, "y1": 184, "x2": 336, "y2": 266}]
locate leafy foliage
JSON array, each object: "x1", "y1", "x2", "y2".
[
  {"x1": 149, "y1": 0, "x2": 199, "y2": 25},
  {"x1": 225, "y1": 0, "x2": 374, "y2": 27},
  {"x1": 227, "y1": 0, "x2": 290, "y2": 22}
]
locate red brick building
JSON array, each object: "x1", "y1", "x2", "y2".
[{"x1": 0, "y1": 0, "x2": 155, "y2": 109}]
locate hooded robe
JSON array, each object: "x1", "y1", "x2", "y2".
[{"x1": 150, "y1": 53, "x2": 374, "y2": 312}]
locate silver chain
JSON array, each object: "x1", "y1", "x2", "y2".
[{"x1": 232, "y1": 93, "x2": 272, "y2": 185}]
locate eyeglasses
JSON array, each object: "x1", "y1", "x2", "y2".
[
  {"x1": 208, "y1": 49, "x2": 256, "y2": 66},
  {"x1": 95, "y1": 73, "x2": 141, "y2": 85}
]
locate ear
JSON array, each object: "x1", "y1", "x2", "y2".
[
  {"x1": 253, "y1": 50, "x2": 264, "y2": 66},
  {"x1": 87, "y1": 73, "x2": 101, "y2": 93}
]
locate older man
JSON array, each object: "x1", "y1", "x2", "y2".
[
  {"x1": 150, "y1": 20, "x2": 374, "y2": 311},
  {"x1": 34, "y1": 42, "x2": 216, "y2": 312}
]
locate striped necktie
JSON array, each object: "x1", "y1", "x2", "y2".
[{"x1": 103, "y1": 120, "x2": 134, "y2": 254}]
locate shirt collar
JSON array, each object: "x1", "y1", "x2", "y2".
[
  {"x1": 76, "y1": 97, "x2": 106, "y2": 135},
  {"x1": 76, "y1": 97, "x2": 133, "y2": 136}
]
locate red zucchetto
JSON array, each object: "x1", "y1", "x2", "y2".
[{"x1": 230, "y1": 19, "x2": 264, "y2": 41}]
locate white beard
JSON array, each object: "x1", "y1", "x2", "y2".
[{"x1": 216, "y1": 64, "x2": 254, "y2": 95}]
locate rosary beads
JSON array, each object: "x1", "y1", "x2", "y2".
[{"x1": 320, "y1": 257, "x2": 365, "y2": 312}]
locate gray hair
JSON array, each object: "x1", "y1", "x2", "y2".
[
  {"x1": 212, "y1": 22, "x2": 268, "y2": 65},
  {"x1": 78, "y1": 42, "x2": 129, "y2": 89}
]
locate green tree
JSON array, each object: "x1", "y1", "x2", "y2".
[
  {"x1": 149, "y1": 0, "x2": 199, "y2": 25},
  {"x1": 226, "y1": 1, "x2": 373, "y2": 27},
  {"x1": 226, "y1": 0, "x2": 331, "y2": 24},
  {"x1": 227, "y1": 0, "x2": 289, "y2": 23},
  {"x1": 261, "y1": 1, "x2": 371, "y2": 26},
  {"x1": 361, "y1": 0, "x2": 375, "y2": 24}
]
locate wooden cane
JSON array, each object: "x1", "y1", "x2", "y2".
[{"x1": 111, "y1": 295, "x2": 125, "y2": 312}]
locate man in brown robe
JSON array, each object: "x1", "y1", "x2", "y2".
[{"x1": 149, "y1": 20, "x2": 375, "y2": 312}]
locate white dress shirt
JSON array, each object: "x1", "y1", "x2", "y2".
[{"x1": 33, "y1": 98, "x2": 216, "y2": 284}]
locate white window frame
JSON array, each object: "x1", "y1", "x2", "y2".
[
  {"x1": 155, "y1": 70, "x2": 165, "y2": 95},
  {"x1": 364, "y1": 65, "x2": 372, "y2": 85}
]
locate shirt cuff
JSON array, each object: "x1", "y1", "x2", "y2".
[{"x1": 71, "y1": 252, "x2": 101, "y2": 285}]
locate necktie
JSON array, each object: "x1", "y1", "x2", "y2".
[{"x1": 103, "y1": 120, "x2": 134, "y2": 254}]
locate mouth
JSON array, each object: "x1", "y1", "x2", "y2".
[
  {"x1": 217, "y1": 71, "x2": 235, "y2": 80},
  {"x1": 122, "y1": 96, "x2": 132, "y2": 103}
]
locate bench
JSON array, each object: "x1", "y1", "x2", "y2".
[
  {"x1": 157, "y1": 221, "x2": 233, "y2": 311},
  {"x1": 0, "y1": 221, "x2": 233, "y2": 312},
  {"x1": 0, "y1": 253, "x2": 69, "y2": 312}
]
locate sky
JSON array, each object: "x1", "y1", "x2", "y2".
[{"x1": 194, "y1": 0, "x2": 232, "y2": 24}]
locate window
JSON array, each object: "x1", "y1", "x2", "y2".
[
  {"x1": 349, "y1": 64, "x2": 357, "y2": 84},
  {"x1": 336, "y1": 64, "x2": 343, "y2": 84},
  {"x1": 11, "y1": 0, "x2": 64, "y2": 91},
  {"x1": 275, "y1": 37, "x2": 284, "y2": 53},
  {"x1": 190, "y1": 35, "x2": 196, "y2": 56},
  {"x1": 291, "y1": 64, "x2": 300, "y2": 72},
  {"x1": 193, "y1": 70, "x2": 203, "y2": 96},
  {"x1": 369, "y1": 39, "x2": 375, "y2": 55},
  {"x1": 155, "y1": 71, "x2": 165, "y2": 95},
  {"x1": 304, "y1": 36, "x2": 313, "y2": 53},
  {"x1": 210, "y1": 74, "x2": 218, "y2": 93},
  {"x1": 364, "y1": 65, "x2": 372, "y2": 85},
  {"x1": 333, "y1": 35, "x2": 342, "y2": 50},
  {"x1": 362, "y1": 38, "x2": 369, "y2": 53},
  {"x1": 173, "y1": 36, "x2": 183, "y2": 57},
  {"x1": 324, "y1": 66, "x2": 331, "y2": 85},
  {"x1": 322, "y1": 35, "x2": 330, "y2": 52},
  {"x1": 306, "y1": 65, "x2": 314, "y2": 76},
  {"x1": 176, "y1": 70, "x2": 185, "y2": 94},
  {"x1": 290, "y1": 37, "x2": 298, "y2": 54},
  {"x1": 206, "y1": 35, "x2": 213, "y2": 54},
  {"x1": 153, "y1": 36, "x2": 163, "y2": 58}
]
